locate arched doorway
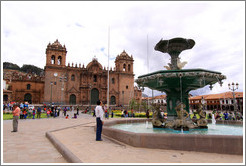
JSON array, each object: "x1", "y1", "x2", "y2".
[
  {"x1": 91, "y1": 88, "x2": 99, "y2": 105},
  {"x1": 3, "y1": 95, "x2": 8, "y2": 102},
  {"x1": 24, "y1": 93, "x2": 32, "y2": 104},
  {"x1": 110, "y1": 96, "x2": 116, "y2": 105},
  {"x1": 69, "y1": 94, "x2": 76, "y2": 105}
]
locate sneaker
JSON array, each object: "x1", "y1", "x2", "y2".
[
  {"x1": 11, "y1": 131, "x2": 17, "y2": 132},
  {"x1": 96, "y1": 139, "x2": 103, "y2": 141}
]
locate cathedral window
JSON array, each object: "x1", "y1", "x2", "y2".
[
  {"x1": 126, "y1": 85, "x2": 128, "y2": 89},
  {"x1": 71, "y1": 74, "x2": 75, "y2": 81},
  {"x1": 123, "y1": 64, "x2": 126, "y2": 71},
  {"x1": 94, "y1": 75, "x2": 97, "y2": 82},
  {"x1": 112, "y1": 78, "x2": 115, "y2": 84},
  {"x1": 27, "y1": 84, "x2": 31, "y2": 90},
  {"x1": 58, "y1": 56, "x2": 62, "y2": 65},
  {"x1": 128, "y1": 64, "x2": 131, "y2": 71},
  {"x1": 51, "y1": 55, "x2": 55, "y2": 64}
]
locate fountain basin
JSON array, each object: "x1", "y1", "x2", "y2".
[
  {"x1": 135, "y1": 69, "x2": 226, "y2": 116},
  {"x1": 102, "y1": 119, "x2": 243, "y2": 155}
]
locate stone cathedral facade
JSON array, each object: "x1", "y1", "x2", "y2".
[{"x1": 44, "y1": 39, "x2": 142, "y2": 105}]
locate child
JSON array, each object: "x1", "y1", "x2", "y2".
[
  {"x1": 72, "y1": 113, "x2": 77, "y2": 119},
  {"x1": 47, "y1": 109, "x2": 50, "y2": 118},
  {"x1": 32, "y1": 108, "x2": 36, "y2": 119},
  {"x1": 23, "y1": 109, "x2": 27, "y2": 119},
  {"x1": 65, "y1": 115, "x2": 69, "y2": 119}
]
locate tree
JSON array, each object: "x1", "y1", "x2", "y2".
[
  {"x1": 3, "y1": 62, "x2": 20, "y2": 70},
  {"x1": 128, "y1": 98, "x2": 137, "y2": 110},
  {"x1": 3, "y1": 62, "x2": 44, "y2": 76},
  {"x1": 20, "y1": 64, "x2": 44, "y2": 75},
  {"x1": 141, "y1": 102, "x2": 148, "y2": 113}
]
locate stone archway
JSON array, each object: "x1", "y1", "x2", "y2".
[
  {"x1": 3, "y1": 95, "x2": 8, "y2": 102},
  {"x1": 110, "y1": 96, "x2": 116, "y2": 105},
  {"x1": 91, "y1": 88, "x2": 99, "y2": 105},
  {"x1": 69, "y1": 94, "x2": 76, "y2": 105},
  {"x1": 24, "y1": 93, "x2": 32, "y2": 104}
]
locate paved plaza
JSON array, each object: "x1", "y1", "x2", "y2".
[{"x1": 3, "y1": 112, "x2": 243, "y2": 164}]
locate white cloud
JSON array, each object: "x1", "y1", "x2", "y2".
[{"x1": 1, "y1": 1, "x2": 245, "y2": 96}]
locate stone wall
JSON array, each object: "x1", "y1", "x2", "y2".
[{"x1": 103, "y1": 119, "x2": 243, "y2": 155}]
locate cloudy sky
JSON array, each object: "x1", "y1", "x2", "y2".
[{"x1": 1, "y1": 1, "x2": 245, "y2": 96}]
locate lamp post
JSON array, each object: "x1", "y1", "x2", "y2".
[
  {"x1": 59, "y1": 74, "x2": 67, "y2": 105},
  {"x1": 140, "y1": 87, "x2": 145, "y2": 113},
  {"x1": 89, "y1": 84, "x2": 92, "y2": 113},
  {"x1": 122, "y1": 91, "x2": 124, "y2": 107},
  {"x1": 54, "y1": 73, "x2": 58, "y2": 104},
  {"x1": 201, "y1": 96, "x2": 205, "y2": 111},
  {"x1": 228, "y1": 82, "x2": 239, "y2": 120},
  {"x1": 50, "y1": 82, "x2": 53, "y2": 104}
]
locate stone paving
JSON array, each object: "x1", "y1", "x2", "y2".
[
  {"x1": 3, "y1": 111, "x2": 93, "y2": 163},
  {"x1": 3, "y1": 112, "x2": 244, "y2": 164}
]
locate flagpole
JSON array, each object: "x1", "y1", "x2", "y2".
[
  {"x1": 147, "y1": 34, "x2": 149, "y2": 109},
  {"x1": 107, "y1": 26, "x2": 110, "y2": 110}
]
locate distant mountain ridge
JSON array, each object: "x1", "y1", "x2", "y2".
[
  {"x1": 3, "y1": 62, "x2": 44, "y2": 76},
  {"x1": 142, "y1": 93, "x2": 148, "y2": 97}
]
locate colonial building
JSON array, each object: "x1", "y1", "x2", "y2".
[
  {"x1": 142, "y1": 95, "x2": 167, "y2": 106},
  {"x1": 189, "y1": 91, "x2": 243, "y2": 112},
  {"x1": 3, "y1": 69, "x2": 44, "y2": 104},
  {"x1": 43, "y1": 39, "x2": 141, "y2": 106}
]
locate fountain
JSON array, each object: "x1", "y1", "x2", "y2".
[
  {"x1": 135, "y1": 37, "x2": 226, "y2": 130},
  {"x1": 101, "y1": 37, "x2": 242, "y2": 155}
]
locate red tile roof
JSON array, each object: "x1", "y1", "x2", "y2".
[{"x1": 189, "y1": 91, "x2": 243, "y2": 100}]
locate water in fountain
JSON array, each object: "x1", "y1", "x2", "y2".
[
  {"x1": 146, "y1": 121, "x2": 149, "y2": 128},
  {"x1": 212, "y1": 114, "x2": 216, "y2": 125}
]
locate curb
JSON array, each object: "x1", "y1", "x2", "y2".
[{"x1": 46, "y1": 131, "x2": 83, "y2": 163}]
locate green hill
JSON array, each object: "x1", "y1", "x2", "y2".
[{"x1": 3, "y1": 62, "x2": 44, "y2": 76}]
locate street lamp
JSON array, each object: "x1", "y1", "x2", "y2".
[
  {"x1": 228, "y1": 82, "x2": 239, "y2": 120},
  {"x1": 140, "y1": 87, "x2": 145, "y2": 113},
  {"x1": 59, "y1": 74, "x2": 67, "y2": 105},
  {"x1": 50, "y1": 82, "x2": 53, "y2": 104},
  {"x1": 201, "y1": 96, "x2": 205, "y2": 111},
  {"x1": 54, "y1": 73, "x2": 58, "y2": 104},
  {"x1": 89, "y1": 84, "x2": 92, "y2": 113},
  {"x1": 122, "y1": 91, "x2": 124, "y2": 107}
]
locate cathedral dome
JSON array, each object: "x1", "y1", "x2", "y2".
[{"x1": 86, "y1": 57, "x2": 103, "y2": 71}]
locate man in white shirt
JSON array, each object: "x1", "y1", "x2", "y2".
[{"x1": 95, "y1": 100, "x2": 104, "y2": 141}]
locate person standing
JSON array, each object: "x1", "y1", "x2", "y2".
[
  {"x1": 77, "y1": 106, "x2": 79, "y2": 115},
  {"x1": 95, "y1": 100, "x2": 104, "y2": 141},
  {"x1": 146, "y1": 109, "x2": 150, "y2": 119},
  {"x1": 37, "y1": 106, "x2": 41, "y2": 119},
  {"x1": 57, "y1": 106, "x2": 60, "y2": 117},
  {"x1": 32, "y1": 108, "x2": 36, "y2": 119},
  {"x1": 64, "y1": 107, "x2": 67, "y2": 116},
  {"x1": 12, "y1": 103, "x2": 20, "y2": 132}
]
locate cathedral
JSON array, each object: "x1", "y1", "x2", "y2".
[{"x1": 43, "y1": 39, "x2": 142, "y2": 105}]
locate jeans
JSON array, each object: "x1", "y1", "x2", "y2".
[{"x1": 96, "y1": 117, "x2": 103, "y2": 140}]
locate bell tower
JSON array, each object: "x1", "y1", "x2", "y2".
[
  {"x1": 115, "y1": 50, "x2": 134, "y2": 73},
  {"x1": 114, "y1": 50, "x2": 134, "y2": 106},
  {"x1": 46, "y1": 39, "x2": 67, "y2": 67}
]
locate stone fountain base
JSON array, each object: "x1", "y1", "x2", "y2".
[
  {"x1": 152, "y1": 103, "x2": 208, "y2": 131},
  {"x1": 102, "y1": 119, "x2": 243, "y2": 155}
]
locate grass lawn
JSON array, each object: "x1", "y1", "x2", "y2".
[{"x1": 3, "y1": 113, "x2": 48, "y2": 120}]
